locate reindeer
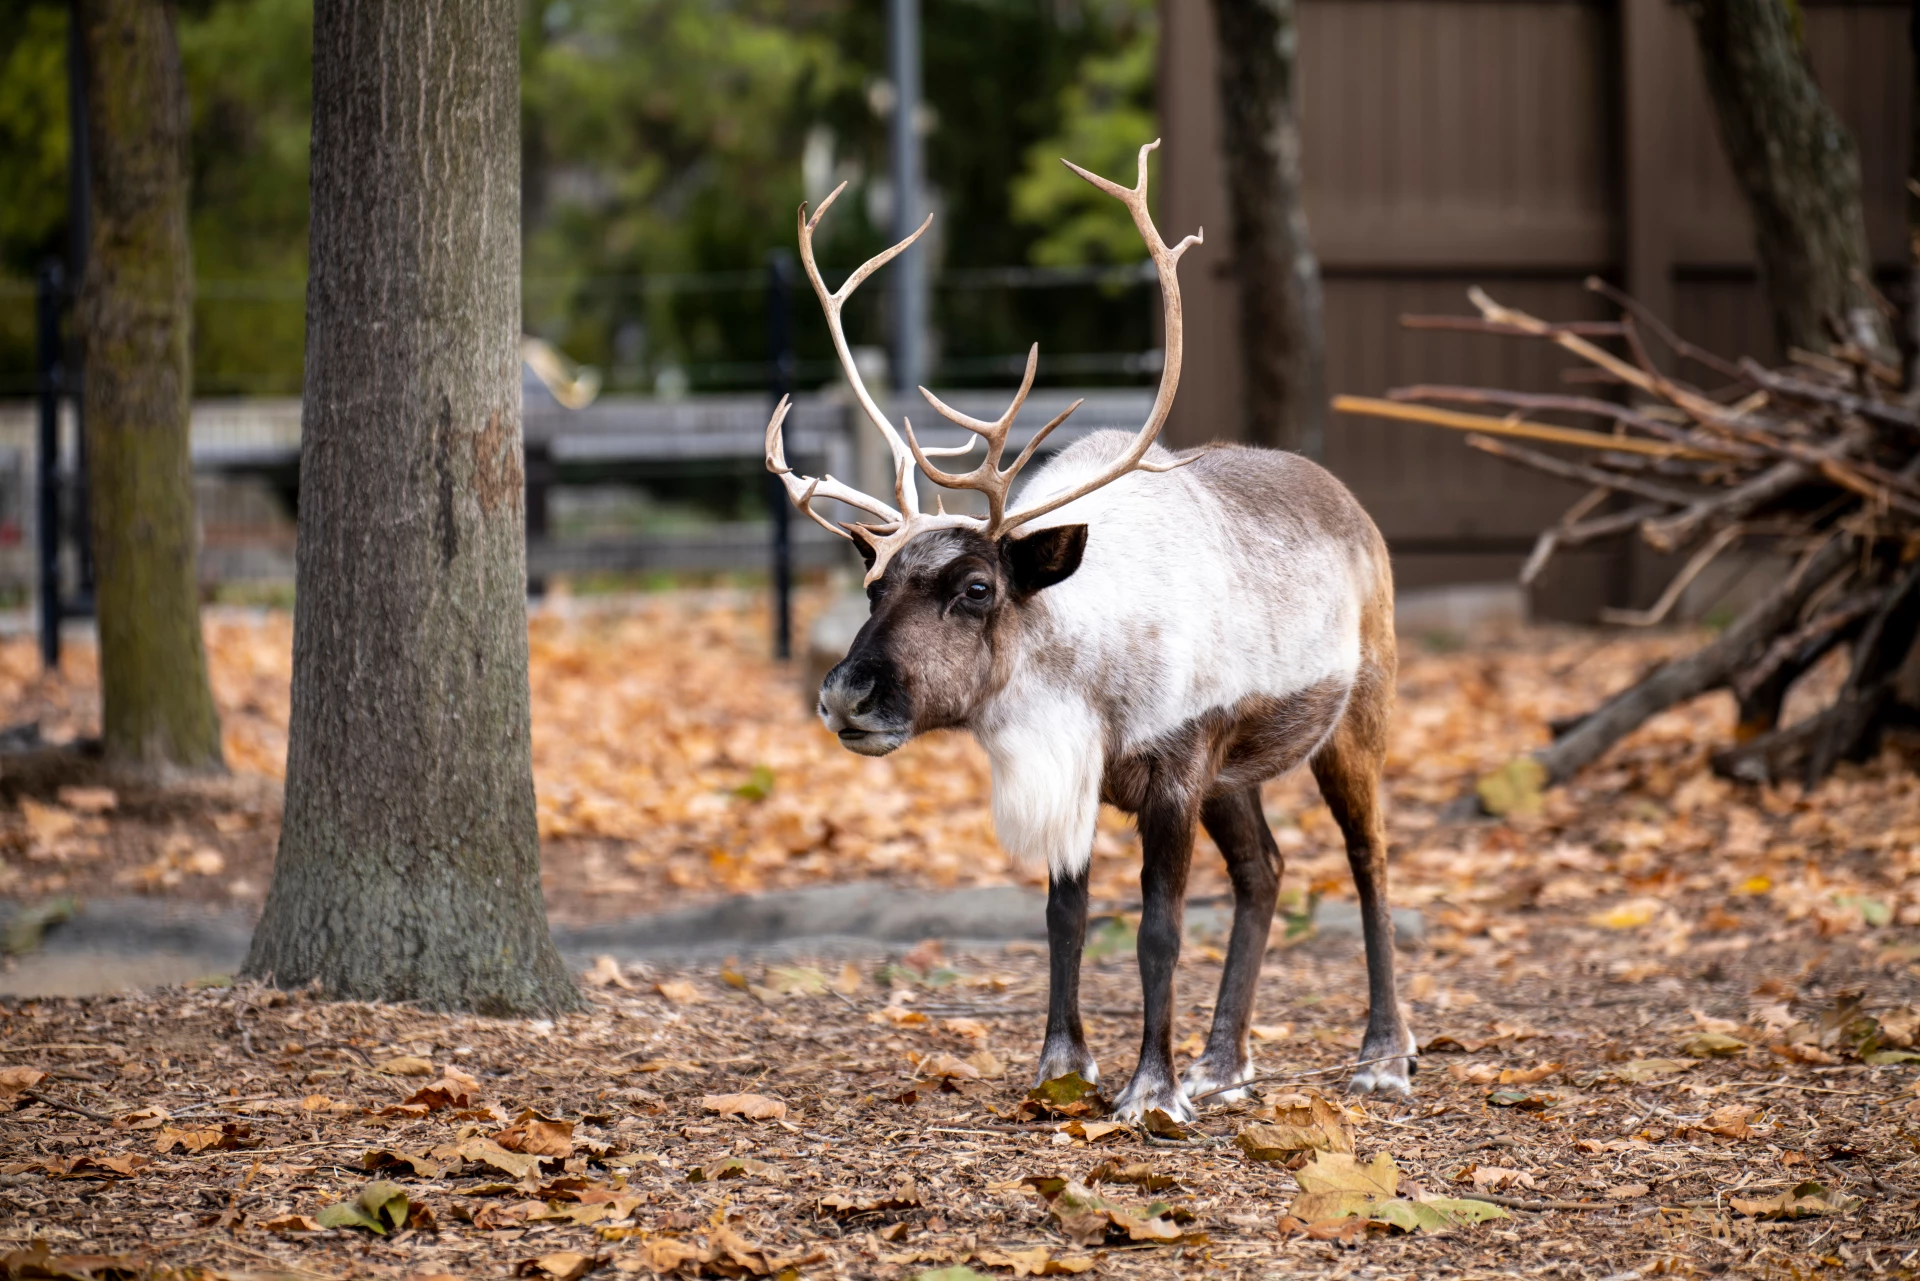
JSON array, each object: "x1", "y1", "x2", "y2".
[{"x1": 765, "y1": 142, "x2": 1413, "y2": 1120}]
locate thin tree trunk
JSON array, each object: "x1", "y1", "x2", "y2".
[
  {"x1": 244, "y1": 0, "x2": 578, "y2": 1014},
  {"x1": 1688, "y1": 0, "x2": 1897, "y2": 365},
  {"x1": 1907, "y1": 0, "x2": 1919, "y2": 392},
  {"x1": 75, "y1": 0, "x2": 223, "y2": 775},
  {"x1": 1208, "y1": 0, "x2": 1327, "y2": 458}
]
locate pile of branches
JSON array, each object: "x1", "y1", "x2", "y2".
[{"x1": 1334, "y1": 279, "x2": 1919, "y2": 791}]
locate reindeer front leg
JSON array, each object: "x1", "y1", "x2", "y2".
[
  {"x1": 1034, "y1": 864, "x2": 1097, "y2": 1085},
  {"x1": 1112, "y1": 782, "x2": 1199, "y2": 1123}
]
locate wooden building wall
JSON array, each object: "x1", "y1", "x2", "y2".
[{"x1": 1158, "y1": 0, "x2": 1911, "y2": 615}]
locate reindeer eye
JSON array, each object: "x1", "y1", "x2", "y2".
[{"x1": 964, "y1": 581, "x2": 990, "y2": 602}]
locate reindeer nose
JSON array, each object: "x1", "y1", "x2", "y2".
[{"x1": 817, "y1": 663, "x2": 874, "y2": 729}]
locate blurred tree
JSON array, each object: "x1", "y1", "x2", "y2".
[
  {"x1": 75, "y1": 0, "x2": 225, "y2": 774},
  {"x1": 1208, "y1": 0, "x2": 1325, "y2": 457},
  {"x1": 1688, "y1": 0, "x2": 1897, "y2": 366},
  {"x1": 0, "y1": 4, "x2": 74, "y2": 391},
  {"x1": 245, "y1": 0, "x2": 578, "y2": 1013},
  {"x1": 1010, "y1": 0, "x2": 1155, "y2": 268}
]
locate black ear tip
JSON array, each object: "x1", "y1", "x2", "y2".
[{"x1": 1003, "y1": 523, "x2": 1088, "y2": 595}]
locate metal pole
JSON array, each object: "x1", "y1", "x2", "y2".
[
  {"x1": 35, "y1": 262, "x2": 63, "y2": 671},
  {"x1": 767, "y1": 249, "x2": 796, "y2": 661},
  {"x1": 67, "y1": 1, "x2": 94, "y2": 611},
  {"x1": 887, "y1": 0, "x2": 926, "y2": 396}
]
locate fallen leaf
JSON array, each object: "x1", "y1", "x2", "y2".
[
  {"x1": 870, "y1": 1004, "x2": 930, "y2": 1027},
  {"x1": 495, "y1": 1109, "x2": 575, "y2": 1158},
  {"x1": 1291, "y1": 1150, "x2": 1399, "y2": 1222},
  {"x1": 1730, "y1": 1181, "x2": 1861, "y2": 1220},
  {"x1": 653, "y1": 978, "x2": 704, "y2": 1005},
  {"x1": 1497, "y1": 1061, "x2": 1563, "y2": 1084},
  {"x1": 1611, "y1": 1058, "x2": 1696, "y2": 1084},
  {"x1": 1681, "y1": 1032, "x2": 1748, "y2": 1058},
  {"x1": 362, "y1": 1147, "x2": 444, "y2": 1179},
  {"x1": 42, "y1": 1154, "x2": 150, "y2": 1179},
  {"x1": 1589, "y1": 901, "x2": 1658, "y2": 930},
  {"x1": 1485, "y1": 1090, "x2": 1555, "y2": 1111},
  {"x1": 262, "y1": 1213, "x2": 324, "y2": 1232},
  {"x1": 1235, "y1": 1090, "x2": 1351, "y2": 1161},
  {"x1": 1477, "y1": 756, "x2": 1545, "y2": 816},
  {"x1": 1468, "y1": 1166, "x2": 1536, "y2": 1192},
  {"x1": 1024, "y1": 1177, "x2": 1200, "y2": 1247},
  {"x1": 154, "y1": 1123, "x2": 253, "y2": 1154},
  {"x1": 702, "y1": 1093, "x2": 787, "y2": 1121},
  {"x1": 300, "y1": 1094, "x2": 333, "y2": 1112},
  {"x1": 514, "y1": 1250, "x2": 606, "y2": 1280},
  {"x1": 912, "y1": 1051, "x2": 981, "y2": 1081},
  {"x1": 975, "y1": 1246, "x2": 1096, "y2": 1276},
  {"x1": 1606, "y1": 1183, "x2": 1651, "y2": 1199},
  {"x1": 376, "y1": 1055, "x2": 435, "y2": 1076},
  {"x1": 966, "y1": 1049, "x2": 1006, "y2": 1079},
  {"x1": 0, "y1": 1066, "x2": 46, "y2": 1099},
  {"x1": 456, "y1": 1137, "x2": 543, "y2": 1180},
  {"x1": 830, "y1": 963, "x2": 865, "y2": 995},
  {"x1": 1061, "y1": 1119, "x2": 1130, "y2": 1143},
  {"x1": 1367, "y1": 1197, "x2": 1509, "y2": 1233},
  {"x1": 405, "y1": 1066, "x2": 483, "y2": 1111},
  {"x1": 942, "y1": 1017, "x2": 989, "y2": 1042},
  {"x1": 1086, "y1": 1161, "x2": 1178, "y2": 1191},
  {"x1": 1013, "y1": 1072, "x2": 1106, "y2": 1121},
  {"x1": 316, "y1": 1180, "x2": 412, "y2": 1235},
  {"x1": 582, "y1": 955, "x2": 634, "y2": 990},
  {"x1": 56, "y1": 786, "x2": 116, "y2": 813},
  {"x1": 817, "y1": 1180, "x2": 923, "y2": 1217},
  {"x1": 1250, "y1": 1023, "x2": 1294, "y2": 1042}
]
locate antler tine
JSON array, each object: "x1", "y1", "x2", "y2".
[
  {"x1": 998, "y1": 139, "x2": 1200, "y2": 536},
  {"x1": 796, "y1": 184, "x2": 935, "y2": 519},
  {"x1": 763, "y1": 394, "x2": 902, "y2": 540},
  {"x1": 897, "y1": 345, "x2": 1051, "y2": 527}
]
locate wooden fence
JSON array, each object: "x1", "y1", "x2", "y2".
[{"x1": 1159, "y1": 0, "x2": 1911, "y2": 617}]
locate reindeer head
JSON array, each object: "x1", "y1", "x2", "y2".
[{"x1": 767, "y1": 141, "x2": 1200, "y2": 755}]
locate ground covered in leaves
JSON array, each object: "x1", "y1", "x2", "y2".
[
  {"x1": 5, "y1": 590, "x2": 1920, "y2": 1275},
  {"x1": 5, "y1": 923, "x2": 1920, "y2": 1279}
]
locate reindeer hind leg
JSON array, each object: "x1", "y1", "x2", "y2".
[{"x1": 1310, "y1": 671, "x2": 1415, "y2": 1095}]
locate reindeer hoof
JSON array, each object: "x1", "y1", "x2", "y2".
[
  {"x1": 1111, "y1": 1066, "x2": 1196, "y2": 1124},
  {"x1": 1348, "y1": 1032, "x2": 1418, "y2": 1096},
  {"x1": 1031, "y1": 1040, "x2": 1099, "y2": 1090},
  {"x1": 1181, "y1": 1056, "x2": 1255, "y2": 1106}
]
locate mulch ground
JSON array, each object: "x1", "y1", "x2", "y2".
[
  {"x1": 4, "y1": 591, "x2": 1920, "y2": 1277},
  {"x1": 3, "y1": 918, "x2": 1919, "y2": 1280}
]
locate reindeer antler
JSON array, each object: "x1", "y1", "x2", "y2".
[{"x1": 764, "y1": 140, "x2": 1199, "y2": 584}]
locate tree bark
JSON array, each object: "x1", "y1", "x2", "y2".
[
  {"x1": 244, "y1": 0, "x2": 578, "y2": 1014},
  {"x1": 75, "y1": 0, "x2": 223, "y2": 775},
  {"x1": 1687, "y1": 0, "x2": 1897, "y2": 365},
  {"x1": 1208, "y1": 0, "x2": 1327, "y2": 457}
]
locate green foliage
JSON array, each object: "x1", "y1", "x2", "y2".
[
  {"x1": 0, "y1": 0, "x2": 1157, "y2": 399},
  {"x1": 1011, "y1": 0, "x2": 1156, "y2": 267},
  {"x1": 178, "y1": 0, "x2": 314, "y2": 395}
]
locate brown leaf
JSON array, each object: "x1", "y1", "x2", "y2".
[
  {"x1": 581, "y1": 955, "x2": 634, "y2": 990},
  {"x1": 375, "y1": 1055, "x2": 435, "y2": 1076},
  {"x1": 910, "y1": 1051, "x2": 981, "y2": 1081},
  {"x1": 456, "y1": 1137, "x2": 542, "y2": 1180},
  {"x1": 976, "y1": 1246, "x2": 1096, "y2": 1276},
  {"x1": 43, "y1": 1154, "x2": 150, "y2": 1179},
  {"x1": 1606, "y1": 1183, "x2": 1651, "y2": 1199},
  {"x1": 513, "y1": 1250, "x2": 606, "y2": 1280},
  {"x1": 403, "y1": 1065, "x2": 482, "y2": 1112},
  {"x1": 1469, "y1": 1166, "x2": 1537, "y2": 1192},
  {"x1": 299, "y1": 1094, "x2": 333, "y2": 1112},
  {"x1": 653, "y1": 979, "x2": 704, "y2": 1005},
  {"x1": 262, "y1": 1213, "x2": 324, "y2": 1233},
  {"x1": 0, "y1": 1066, "x2": 46, "y2": 1099},
  {"x1": 154, "y1": 1123, "x2": 253, "y2": 1154},
  {"x1": 701, "y1": 1093, "x2": 787, "y2": 1121},
  {"x1": 1730, "y1": 1181, "x2": 1861, "y2": 1219},
  {"x1": 494, "y1": 1109, "x2": 575, "y2": 1158},
  {"x1": 361, "y1": 1147, "x2": 445, "y2": 1178},
  {"x1": 1236, "y1": 1091, "x2": 1352, "y2": 1161},
  {"x1": 0, "y1": 1241, "x2": 141, "y2": 1279},
  {"x1": 816, "y1": 1180, "x2": 923, "y2": 1217},
  {"x1": 1497, "y1": 1061, "x2": 1564, "y2": 1084}
]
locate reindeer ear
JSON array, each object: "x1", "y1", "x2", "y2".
[
  {"x1": 848, "y1": 527, "x2": 879, "y2": 573},
  {"x1": 1002, "y1": 524, "x2": 1087, "y2": 597}
]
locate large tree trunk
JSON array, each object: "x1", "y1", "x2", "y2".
[
  {"x1": 75, "y1": 0, "x2": 223, "y2": 775},
  {"x1": 244, "y1": 0, "x2": 578, "y2": 1014},
  {"x1": 1688, "y1": 0, "x2": 1897, "y2": 365},
  {"x1": 1208, "y1": 0, "x2": 1327, "y2": 458}
]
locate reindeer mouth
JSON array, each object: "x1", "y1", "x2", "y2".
[{"x1": 836, "y1": 726, "x2": 908, "y2": 757}]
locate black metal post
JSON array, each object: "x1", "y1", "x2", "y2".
[
  {"x1": 35, "y1": 262, "x2": 64, "y2": 670},
  {"x1": 767, "y1": 248, "x2": 796, "y2": 661}
]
